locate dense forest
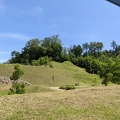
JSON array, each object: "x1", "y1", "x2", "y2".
[{"x1": 8, "y1": 35, "x2": 120, "y2": 86}]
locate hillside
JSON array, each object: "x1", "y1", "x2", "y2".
[
  {"x1": 0, "y1": 61, "x2": 101, "y2": 86},
  {"x1": 0, "y1": 61, "x2": 119, "y2": 120}
]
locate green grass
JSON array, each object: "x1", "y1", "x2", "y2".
[
  {"x1": 0, "y1": 84, "x2": 55, "y2": 96},
  {"x1": 0, "y1": 85, "x2": 119, "y2": 120},
  {"x1": 0, "y1": 61, "x2": 102, "y2": 86},
  {"x1": 0, "y1": 62, "x2": 119, "y2": 119},
  {"x1": 0, "y1": 84, "x2": 10, "y2": 96},
  {"x1": 26, "y1": 85, "x2": 55, "y2": 93}
]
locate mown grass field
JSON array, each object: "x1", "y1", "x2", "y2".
[
  {"x1": 0, "y1": 85, "x2": 120, "y2": 120},
  {"x1": 0, "y1": 61, "x2": 119, "y2": 120}
]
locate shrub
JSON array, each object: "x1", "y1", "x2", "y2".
[
  {"x1": 31, "y1": 56, "x2": 52, "y2": 66},
  {"x1": 15, "y1": 82, "x2": 26, "y2": 94},
  {"x1": 66, "y1": 85, "x2": 75, "y2": 90},
  {"x1": 8, "y1": 82, "x2": 26, "y2": 95},
  {"x1": 49, "y1": 63, "x2": 53, "y2": 68},
  {"x1": 59, "y1": 85, "x2": 66, "y2": 90},
  {"x1": 9, "y1": 64, "x2": 25, "y2": 95},
  {"x1": 10, "y1": 64, "x2": 24, "y2": 80},
  {"x1": 59, "y1": 85, "x2": 75, "y2": 90},
  {"x1": 75, "y1": 83, "x2": 80, "y2": 86}
]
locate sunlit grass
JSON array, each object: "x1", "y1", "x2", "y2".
[
  {"x1": 26, "y1": 85, "x2": 55, "y2": 93},
  {"x1": 0, "y1": 61, "x2": 101, "y2": 86},
  {"x1": 0, "y1": 85, "x2": 119, "y2": 120},
  {"x1": 0, "y1": 61, "x2": 119, "y2": 119}
]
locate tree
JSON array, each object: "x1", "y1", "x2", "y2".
[
  {"x1": 10, "y1": 64, "x2": 24, "y2": 80},
  {"x1": 114, "y1": 45, "x2": 120, "y2": 57},
  {"x1": 111, "y1": 40, "x2": 117, "y2": 51},
  {"x1": 10, "y1": 50, "x2": 21, "y2": 63},
  {"x1": 9, "y1": 64, "x2": 25, "y2": 95},
  {"x1": 69, "y1": 45, "x2": 82, "y2": 57},
  {"x1": 82, "y1": 42, "x2": 89, "y2": 56},
  {"x1": 41, "y1": 35, "x2": 63, "y2": 61},
  {"x1": 89, "y1": 42, "x2": 98, "y2": 57},
  {"x1": 111, "y1": 57, "x2": 120, "y2": 84},
  {"x1": 21, "y1": 39, "x2": 41, "y2": 63},
  {"x1": 96, "y1": 42, "x2": 103, "y2": 56},
  {"x1": 60, "y1": 47, "x2": 70, "y2": 62},
  {"x1": 98, "y1": 58, "x2": 114, "y2": 86}
]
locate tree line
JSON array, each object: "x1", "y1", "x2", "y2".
[{"x1": 8, "y1": 35, "x2": 120, "y2": 86}]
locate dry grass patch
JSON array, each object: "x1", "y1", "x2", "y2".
[
  {"x1": 0, "y1": 85, "x2": 120, "y2": 120},
  {"x1": 0, "y1": 84, "x2": 11, "y2": 96}
]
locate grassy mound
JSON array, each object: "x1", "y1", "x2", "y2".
[{"x1": 0, "y1": 61, "x2": 101, "y2": 86}]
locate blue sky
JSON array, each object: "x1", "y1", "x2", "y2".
[{"x1": 0, "y1": 0, "x2": 120, "y2": 63}]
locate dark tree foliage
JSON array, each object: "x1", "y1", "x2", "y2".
[
  {"x1": 9, "y1": 35, "x2": 63, "y2": 64},
  {"x1": 69, "y1": 45, "x2": 82, "y2": 57},
  {"x1": 82, "y1": 42, "x2": 89, "y2": 56}
]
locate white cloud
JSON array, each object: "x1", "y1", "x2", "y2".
[
  {"x1": 0, "y1": 33, "x2": 31, "y2": 41},
  {"x1": 28, "y1": 6, "x2": 44, "y2": 17}
]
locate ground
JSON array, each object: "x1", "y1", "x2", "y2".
[{"x1": 0, "y1": 85, "x2": 119, "y2": 120}]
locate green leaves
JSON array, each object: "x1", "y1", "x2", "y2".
[
  {"x1": 31, "y1": 56, "x2": 52, "y2": 66},
  {"x1": 10, "y1": 35, "x2": 63, "y2": 64},
  {"x1": 9, "y1": 64, "x2": 25, "y2": 95},
  {"x1": 98, "y1": 57, "x2": 120, "y2": 86},
  {"x1": 8, "y1": 82, "x2": 26, "y2": 95},
  {"x1": 10, "y1": 64, "x2": 24, "y2": 81}
]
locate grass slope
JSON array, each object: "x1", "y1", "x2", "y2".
[
  {"x1": 0, "y1": 61, "x2": 101, "y2": 86},
  {"x1": 0, "y1": 62, "x2": 119, "y2": 120},
  {"x1": 0, "y1": 86, "x2": 119, "y2": 120}
]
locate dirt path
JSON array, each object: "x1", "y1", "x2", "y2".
[
  {"x1": 49, "y1": 85, "x2": 89, "y2": 91},
  {"x1": 49, "y1": 87, "x2": 64, "y2": 91},
  {"x1": 49, "y1": 86, "x2": 103, "y2": 91}
]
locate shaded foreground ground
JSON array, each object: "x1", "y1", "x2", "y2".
[{"x1": 0, "y1": 85, "x2": 120, "y2": 120}]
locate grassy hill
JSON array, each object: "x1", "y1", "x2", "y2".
[
  {"x1": 0, "y1": 61, "x2": 102, "y2": 86},
  {"x1": 0, "y1": 61, "x2": 120, "y2": 120}
]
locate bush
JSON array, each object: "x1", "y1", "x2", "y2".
[
  {"x1": 10, "y1": 64, "x2": 24, "y2": 80},
  {"x1": 9, "y1": 64, "x2": 25, "y2": 95},
  {"x1": 66, "y1": 85, "x2": 75, "y2": 90},
  {"x1": 59, "y1": 85, "x2": 75, "y2": 90},
  {"x1": 31, "y1": 56, "x2": 52, "y2": 66},
  {"x1": 49, "y1": 63, "x2": 53, "y2": 68},
  {"x1": 59, "y1": 85, "x2": 66, "y2": 90},
  {"x1": 75, "y1": 83, "x2": 80, "y2": 86},
  {"x1": 8, "y1": 82, "x2": 26, "y2": 95}
]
